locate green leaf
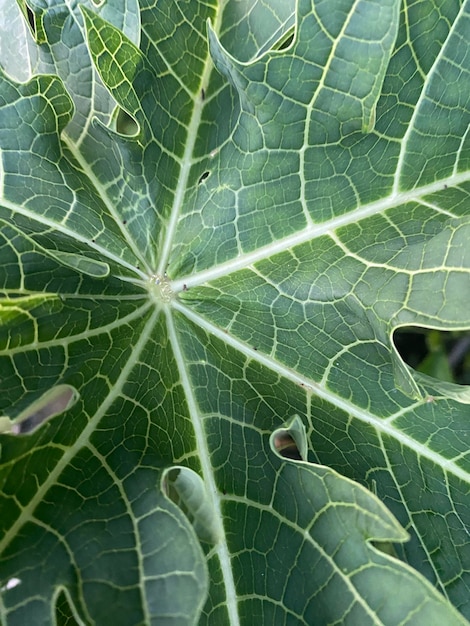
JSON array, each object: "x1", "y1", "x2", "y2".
[{"x1": 1, "y1": 0, "x2": 470, "y2": 624}]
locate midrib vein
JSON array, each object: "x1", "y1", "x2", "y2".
[
  {"x1": 156, "y1": 18, "x2": 223, "y2": 277},
  {"x1": 172, "y1": 299, "x2": 470, "y2": 484},
  {"x1": 392, "y1": 0, "x2": 466, "y2": 195},
  {"x1": 0, "y1": 305, "x2": 162, "y2": 555},
  {"x1": 171, "y1": 170, "x2": 470, "y2": 291},
  {"x1": 2, "y1": 299, "x2": 152, "y2": 356},
  {"x1": 0, "y1": 196, "x2": 147, "y2": 280},
  {"x1": 166, "y1": 309, "x2": 240, "y2": 626},
  {"x1": 61, "y1": 134, "x2": 151, "y2": 274}
]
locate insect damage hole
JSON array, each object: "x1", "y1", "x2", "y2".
[
  {"x1": 275, "y1": 27, "x2": 295, "y2": 51},
  {"x1": 2, "y1": 385, "x2": 78, "y2": 435},
  {"x1": 271, "y1": 415, "x2": 309, "y2": 462},
  {"x1": 115, "y1": 107, "x2": 139, "y2": 136},
  {"x1": 394, "y1": 327, "x2": 470, "y2": 385},
  {"x1": 273, "y1": 431, "x2": 303, "y2": 460},
  {"x1": 198, "y1": 171, "x2": 210, "y2": 184}
]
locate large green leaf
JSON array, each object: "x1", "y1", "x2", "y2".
[{"x1": 1, "y1": 0, "x2": 469, "y2": 624}]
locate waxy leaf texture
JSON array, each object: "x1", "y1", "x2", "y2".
[{"x1": 0, "y1": 0, "x2": 470, "y2": 624}]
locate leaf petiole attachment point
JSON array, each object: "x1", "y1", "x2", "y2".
[{"x1": 149, "y1": 274, "x2": 174, "y2": 303}]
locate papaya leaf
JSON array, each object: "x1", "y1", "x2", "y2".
[{"x1": 1, "y1": 0, "x2": 469, "y2": 624}]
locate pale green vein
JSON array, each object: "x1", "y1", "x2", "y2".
[
  {"x1": 172, "y1": 299, "x2": 470, "y2": 485},
  {"x1": 0, "y1": 304, "x2": 163, "y2": 556},
  {"x1": 0, "y1": 195, "x2": 148, "y2": 281},
  {"x1": 171, "y1": 171, "x2": 470, "y2": 292},
  {"x1": 377, "y1": 433, "x2": 449, "y2": 600},
  {"x1": 0, "y1": 298, "x2": 152, "y2": 357},
  {"x1": 225, "y1": 491, "x2": 389, "y2": 626},
  {"x1": 392, "y1": 1, "x2": 467, "y2": 194},
  {"x1": 61, "y1": 134, "x2": 151, "y2": 275},
  {"x1": 165, "y1": 308, "x2": 241, "y2": 626},
  {"x1": 156, "y1": 9, "x2": 224, "y2": 276}
]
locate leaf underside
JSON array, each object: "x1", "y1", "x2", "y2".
[{"x1": 0, "y1": 0, "x2": 470, "y2": 625}]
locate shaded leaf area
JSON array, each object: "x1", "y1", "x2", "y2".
[{"x1": 0, "y1": 0, "x2": 470, "y2": 625}]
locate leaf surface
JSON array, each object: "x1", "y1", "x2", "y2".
[{"x1": 0, "y1": 0, "x2": 469, "y2": 624}]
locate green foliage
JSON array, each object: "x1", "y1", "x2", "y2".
[{"x1": 1, "y1": 0, "x2": 470, "y2": 624}]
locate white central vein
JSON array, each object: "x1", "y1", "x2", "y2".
[
  {"x1": 0, "y1": 305, "x2": 160, "y2": 556},
  {"x1": 171, "y1": 299, "x2": 470, "y2": 485},
  {"x1": 165, "y1": 309, "x2": 240, "y2": 626},
  {"x1": 151, "y1": 8, "x2": 240, "y2": 622},
  {"x1": 392, "y1": 1, "x2": 466, "y2": 194},
  {"x1": 155, "y1": 26, "x2": 219, "y2": 276},
  {"x1": 0, "y1": 196, "x2": 145, "y2": 279},
  {"x1": 172, "y1": 170, "x2": 470, "y2": 292},
  {"x1": 61, "y1": 134, "x2": 151, "y2": 274}
]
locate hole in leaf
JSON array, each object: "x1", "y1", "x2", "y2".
[
  {"x1": 115, "y1": 108, "x2": 139, "y2": 136},
  {"x1": 23, "y1": 3, "x2": 36, "y2": 36},
  {"x1": 273, "y1": 431, "x2": 303, "y2": 460},
  {"x1": 0, "y1": 578, "x2": 21, "y2": 592},
  {"x1": 274, "y1": 26, "x2": 295, "y2": 51},
  {"x1": 22, "y1": 2, "x2": 46, "y2": 43},
  {"x1": 270, "y1": 415, "x2": 308, "y2": 462},
  {"x1": 55, "y1": 589, "x2": 78, "y2": 624},
  {"x1": 394, "y1": 328, "x2": 470, "y2": 385},
  {"x1": 8, "y1": 385, "x2": 77, "y2": 434},
  {"x1": 198, "y1": 171, "x2": 210, "y2": 184},
  {"x1": 371, "y1": 541, "x2": 398, "y2": 558}
]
